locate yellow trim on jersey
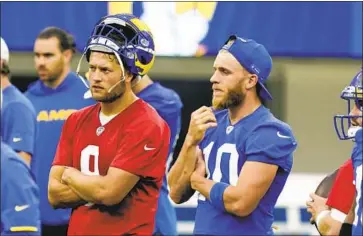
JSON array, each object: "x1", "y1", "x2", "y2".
[{"x1": 10, "y1": 226, "x2": 38, "y2": 232}]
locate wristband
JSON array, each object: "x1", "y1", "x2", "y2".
[
  {"x1": 330, "y1": 208, "x2": 347, "y2": 223},
  {"x1": 209, "y1": 182, "x2": 229, "y2": 211}
]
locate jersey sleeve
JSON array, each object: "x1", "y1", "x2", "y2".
[
  {"x1": 111, "y1": 120, "x2": 170, "y2": 178},
  {"x1": 52, "y1": 113, "x2": 77, "y2": 167},
  {"x1": 2, "y1": 102, "x2": 36, "y2": 155},
  {"x1": 245, "y1": 123, "x2": 297, "y2": 171},
  {"x1": 326, "y1": 159, "x2": 355, "y2": 214},
  {"x1": 1, "y1": 159, "x2": 41, "y2": 234}
]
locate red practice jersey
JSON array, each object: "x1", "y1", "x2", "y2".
[
  {"x1": 326, "y1": 159, "x2": 355, "y2": 214},
  {"x1": 53, "y1": 99, "x2": 170, "y2": 235}
]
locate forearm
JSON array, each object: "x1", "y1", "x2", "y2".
[
  {"x1": 190, "y1": 174, "x2": 215, "y2": 199},
  {"x1": 63, "y1": 170, "x2": 108, "y2": 204},
  {"x1": 168, "y1": 137, "x2": 198, "y2": 203},
  {"x1": 191, "y1": 175, "x2": 254, "y2": 217},
  {"x1": 48, "y1": 180, "x2": 86, "y2": 209},
  {"x1": 344, "y1": 202, "x2": 355, "y2": 224},
  {"x1": 223, "y1": 185, "x2": 257, "y2": 217}
]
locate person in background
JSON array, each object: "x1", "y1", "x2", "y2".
[
  {"x1": 1, "y1": 37, "x2": 36, "y2": 166},
  {"x1": 307, "y1": 69, "x2": 362, "y2": 236},
  {"x1": 1, "y1": 89, "x2": 41, "y2": 235},
  {"x1": 307, "y1": 159, "x2": 355, "y2": 235},
  {"x1": 133, "y1": 74, "x2": 183, "y2": 235},
  {"x1": 25, "y1": 27, "x2": 95, "y2": 236}
]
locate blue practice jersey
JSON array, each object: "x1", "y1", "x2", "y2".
[
  {"x1": 194, "y1": 105, "x2": 297, "y2": 235},
  {"x1": 1, "y1": 142, "x2": 41, "y2": 235},
  {"x1": 25, "y1": 72, "x2": 95, "y2": 225},
  {"x1": 137, "y1": 82, "x2": 183, "y2": 235},
  {"x1": 352, "y1": 128, "x2": 362, "y2": 236},
  {"x1": 1, "y1": 85, "x2": 37, "y2": 155}
]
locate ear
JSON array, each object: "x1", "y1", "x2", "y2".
[
  {"x1": 124, "y1": 71, "x2": 134, "y2": 83},
  {"x1": 62, "y1": 49, "x2": 73, "y2": 64},
  {"x1": 245, "y1": 74, "x2": 258, "y2": 90}
]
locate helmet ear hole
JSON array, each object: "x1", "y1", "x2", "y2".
[
  {"x1": 86, "y1": 50, "x2": 91, "y2": 62},
  {"x1": 138, "y1": 54, "x2": 148, "y2": 65}
]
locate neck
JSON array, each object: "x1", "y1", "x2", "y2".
[
  {"x1": 1, "y1": 76, "x2": 11, "y2": 89},
  {"x1": 228, "y1": 94, "x2": 262, "y2": 125},
  {"x1": 132, "y1": 75, "x2": 153, "y2": 94},
  {"x1": 100, "y1": 89, "x2": 138, "y2": 116},
  {"x1": 43, "y1": 66, "x2": 71, "y2": 89}
]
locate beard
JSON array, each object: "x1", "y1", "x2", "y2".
[
  {"x1": 212, "y1": 87, "x2": 245, "y2": 110},
  {"x1": 92, "y1": 81, "x2": 125, "y2": 103},
  {"x1": 98, "y1": 91, "x2": 123, "y2": 103},
  {"x1": 40, "y1": 75, "x2": 58, "y2": 82},
  {"x1": 38, "y1": 58, "x2": 65, "y2": 82}
]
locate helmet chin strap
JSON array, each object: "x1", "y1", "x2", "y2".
[
  {"x1": 107, "y1": 77, "x2": 124, "y2": 93},
  {"x1": 107, "y1": 51, "x2": 126, "y2": 93},
  {"x1": 76, "y1": 51, "x2": 90, "y2": 89}
]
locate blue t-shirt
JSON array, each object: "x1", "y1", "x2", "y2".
[
  {"x1": 1, "y1": 85, "x2": 36, "y2": 155},
  {"x1": 1, "y1": 142, "x2": 41, "y2": 235},
  {"x1": 194, "y1": 105, "x2": 297, "y2": 235},
  {"x1": 137, "y1": 82, "x2": 183, "y2": 235},
  {"x1": 351, "y1": 128, "x2": 362, "y2": 236},
  {"x1": 25, "y1": 72, "x2": 95, "y2": 225}
]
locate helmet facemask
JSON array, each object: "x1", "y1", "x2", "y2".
[
  {"x1": 334, "y1": 71, "x2": 363, "y2": 140},
  {"x1": 76, "y1": 15, "x2": 155, "y2": 92}
]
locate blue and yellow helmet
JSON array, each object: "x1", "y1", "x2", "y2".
[
  {"x1": 334, "y1": 69, "x2": 363, "y2": 140},
  {"x1": 82, "y1": 14, "x2": 155, "y2": 77}
]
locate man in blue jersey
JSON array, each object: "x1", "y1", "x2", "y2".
[
  {"x1": 25, "y1": 27, "x2": 95, "y2": 236},
  {"x1": 1, "y1": 37, "x2": 37, "y2": 166},
  {"x1": 333, "y1": 70, "x2": 362, "y2": 235},
  {"x1": 168, "y1": 35, "x2": 298, "y2": 235},
  {"x1": 133, "y1": 74, "x2": 183, "y2": 235},
  {"x1": 1, "y1": 90, "x2": 41, "y2": 235},
  {"x1": 1, "y1": 142, "x2": 41, "y2": 235}
]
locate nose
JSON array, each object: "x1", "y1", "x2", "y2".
[
  {"x1": 89, "y1": 70, "x2": 102, "y2": 82},
  {"x1": 210, "y1": 71, "x2": 219, "y2": 84},
  {"x1": 350, "y1": 105, "x2": 362, "y2": 125},
  {"x1": 35, "y1": 56, "x2": 46, "y2": 67},
  {"x1": 350, "y1": 105, "x2": 361, "y2": 116}
]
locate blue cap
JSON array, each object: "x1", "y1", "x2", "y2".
[{"x1": 221, "y1": 35, "x2": 273, "y2": 100}]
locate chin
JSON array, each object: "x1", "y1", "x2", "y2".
[
  {"x1": 212, "y1": 98, "x2": 226, "y2": 110},
  {"x1": 90, "y1": 92, "x2": 104, "y2": 101}
]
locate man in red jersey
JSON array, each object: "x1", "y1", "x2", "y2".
[
  {"x1": 47, "y1": 14, "x2": 170, "y2": 235},
  {"x1": 307, "y1": 159, "x2": 355, "y2": 235}
]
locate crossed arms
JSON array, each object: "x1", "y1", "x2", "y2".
[{"x1": 48, "y1": 165, "x2": 140, "y2": 208}]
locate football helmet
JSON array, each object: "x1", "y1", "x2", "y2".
[
  {"x1": 76, "y1": 14, "x2": 155, "y2": 86},
  {"x1": 334, "y1": 69, "x2": 363, "y2": 140}
]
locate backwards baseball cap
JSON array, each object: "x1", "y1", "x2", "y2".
[
  {"x1": 221, "y1": 35, "x2": 273, "y2": 100},
  {"x1": 1, "y1": 37, "x2": 9, "y2": 62}
]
